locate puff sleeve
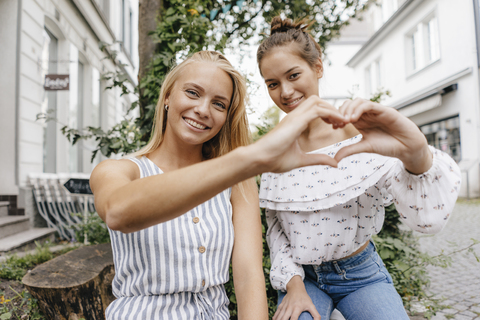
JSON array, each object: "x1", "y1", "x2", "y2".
[
  {"x1": 265, "y1": 208, "x2": 305, "y2": 292},
  {"x1": 383, "y1": 146, "x2": 461, "y2": 234}
]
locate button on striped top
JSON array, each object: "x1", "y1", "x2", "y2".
[{"x1": 106, "y1": 156, "x2": 234, "y2": 319}]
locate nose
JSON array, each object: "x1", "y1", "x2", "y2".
[
  {"x1": 280, "y1": 82, "x2": 294, "y2": 100},
  {"x1": 193, "y1": 99, "x2": 211, "y2": 118}
]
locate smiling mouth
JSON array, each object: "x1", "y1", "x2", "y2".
[
  {"x1": 284, "y1": 96, "x2": 303, "y2": 106},
  {"x1": 184, "y1": 117, "x2": 209, "y2": 130}
]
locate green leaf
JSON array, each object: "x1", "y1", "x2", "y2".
[{"x1": 110, "y1": 141, "x2": 123, "y2": 149}]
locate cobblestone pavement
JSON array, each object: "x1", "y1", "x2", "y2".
[{"x1": 415, "y1": 199, "x2": 480, "y2": 320}]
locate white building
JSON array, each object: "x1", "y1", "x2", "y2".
[
  {"x1": 0, "y1": 0, "x2": 139, "y2": 197},
  {"x1": 321, "y1": 17, "x2": 375, "y2": 107},
  {"x1": 348, "y1": 0, "x2": 480, "y2": 198}
]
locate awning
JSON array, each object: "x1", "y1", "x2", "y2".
[{"x1": 398, "y1": 94, "x2": 442, "y2": 117}]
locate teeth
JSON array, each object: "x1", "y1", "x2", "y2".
[
  {"x1": 185, "y1": 118, "x2": 207, "y2": 130},
  {"x1": 286, "y1": 97, "x2": 303, "y2": 106}
]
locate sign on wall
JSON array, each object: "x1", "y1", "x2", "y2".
[{"x1": 44, "y1": 74, "x2": 69, "y2": 91}]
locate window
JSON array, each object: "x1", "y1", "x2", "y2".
[
  {"x1": 129, "y1": 8, "x2": 133, "y2": 55},
  {"x1": 91, "y1": 68, "x2": 102, "y2": 166},
  {"x1": 381, "y1": 0, "x2": 399, "y2": 23},
  {"x1": 42, "y1": 28, "x2": 58, "y2": 173},
  {"x1": 121, "y1": 0, "x2": 133, "y2": 56},
  {"x1": 420, "y1": 116, "x2": 461, "y2": 162},
  {"x1": 373, "y1": 0, "x2": 399, "y2": 31},
  {"x1": 364, "y1": 57, "x2": 383, "y2": 98},
  {"x1": 406, "y1": 13, "x2": 440, "y2": 74}
]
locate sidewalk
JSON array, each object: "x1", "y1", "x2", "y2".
[{"x1": 415, "y1": 199, "x2": 480, "y2": 320}]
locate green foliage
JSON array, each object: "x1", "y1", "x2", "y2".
[
  {"x1": 0, "y1": 242, "x2": 75, "y2": 281},
  {"x1": 211, "y1": 0, "x2": 371, "y2": 55},
  {"x1": 0, "y1": 288, "x2": 43, "y2": 320},
  {"x1": 252, "y1": 105, "x2": 281, "y2": 141},
  {"x1": 369, "y1": 88, "x2": 392, "y2": 103},
  {"x1": 61, "y1": 119, "x2": 145, "y2": 162},
  {"x1": 73, "y1": 211, "x2": 111, "y2": 245}
]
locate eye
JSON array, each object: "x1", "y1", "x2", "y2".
[
  {"x1": 289, "y1": 73, "x2": 300, "y2": 80},
  {"x1": 186, "y1": 89, "x2": 199, "y2": 97},
  {"x1": 213, "y1": 101, "x2": 226, "y2": 110},
  {"x1": 267, "y1": 82, "x2": 278, "y2": 89}
]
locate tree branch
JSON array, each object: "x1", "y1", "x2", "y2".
[
  {"x1": 224, "y1": 1, "x2": 267, "y2": 39},
  {"x1": 400, "y1": 239, "x2": 480, "y2": 275}
]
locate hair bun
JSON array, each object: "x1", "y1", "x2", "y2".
[{"x1": 271, "y1": 17, "x2": 295, "y2": 35}]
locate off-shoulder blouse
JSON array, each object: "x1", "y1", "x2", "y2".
[{"x1": 259, "y1": 135, "x2": 461, "y2": 292}]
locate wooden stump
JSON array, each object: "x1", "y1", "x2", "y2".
[{"x1": 22, "y1": 243, "x2": 115, "y2": 320}]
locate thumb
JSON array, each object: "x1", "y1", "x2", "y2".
[
  {"x1": 334, "y1": 141, "x2": 371, "y2": 162},
  {"x1": 299, "y1": 154, "x2": 338, "y2": 168}
]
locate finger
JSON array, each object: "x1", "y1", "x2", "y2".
[
  {"x1": 300, "y1": 154, "x2": 338, "y2": 168},
  {"x1": 306, "y1": 306, "x2": 322, "y2": 320},
  {"x1": 274, "y1": 304, "x2": 286, "y2": 320},
  {"x1": 334, "y1": 141, "x2": 372, "y2": 162},
  {"x1": 349, "y1": 100, "x2": 380, "y2": 123},
  {"x1": 343, "y1": 98, "x2": 365, "y2": 122},
  {"x1": 292, "y1": 96, "x2": 346, "y2": 127},
  {"x1": 338, "y1": 99, "x2": 352, "y2": 118},
  {"x1": 312, "y1": 106, "x2": 345, "y2": 127},
  {"x1": 290, "y1": 309, "x2": 302, "y2": 320}
]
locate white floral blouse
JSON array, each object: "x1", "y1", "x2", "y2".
[{"x1": 259, "y1": 135, "x2": 461, "y2": 292}]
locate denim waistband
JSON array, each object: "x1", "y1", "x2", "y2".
[{"x1": 313, "y1": 241, "x2": 376, "y2": 272}]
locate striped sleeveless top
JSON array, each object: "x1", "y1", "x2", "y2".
[{"x1": 106, "y1": 156, "x2": 234, "y2": 319}]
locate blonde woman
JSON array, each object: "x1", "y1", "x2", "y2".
[{"x1": 91, "y1": 51, "x2": 345, "y2": 319}]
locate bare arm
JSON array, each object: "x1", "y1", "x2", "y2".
[
  {"x1": 91, "y1": 97, "x2": 345, "y2": 233},
  {"x1": 231, "y1": 179, "x2": 268, "y2": 319}
]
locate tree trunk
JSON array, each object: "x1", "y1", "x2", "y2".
[
  {"x1": 138, "y1": 0, "x2": 163, "y2": 82},
  {"x1": 22, "y1": 243, "x2": 115, "y2": 320}
]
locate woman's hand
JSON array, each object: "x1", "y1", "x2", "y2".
[
  {"x1": 335, "y1": 98, "x2": 432, "y2": 174},
  {"x1": 274, "y1": 276, "x2": 321, "y2": 320},
  {"x1": 250, "y1": 96, "x2": 345, "y2": 174}
]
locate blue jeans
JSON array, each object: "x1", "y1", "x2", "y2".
[{"x1": 277, "y1": 241, "x2": 409, "y2": 320}]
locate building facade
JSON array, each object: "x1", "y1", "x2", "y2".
[
  {"x1": 348, "y1": 0, "x2": 480, "y2": 198},
  {"x1": 0, "y1": 0, "x2": 139, "y2": 196}
]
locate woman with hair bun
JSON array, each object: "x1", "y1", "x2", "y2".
[
  {"x1": 257, "y1": 17, "x2": 461, "y2": 320},
  {"x1": 91, "y1": 50, "x2": 346, "y2": 319}
]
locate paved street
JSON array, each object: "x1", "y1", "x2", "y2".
[{"x1": 415, "y1": 199, "x2": 480, "y2": 320}]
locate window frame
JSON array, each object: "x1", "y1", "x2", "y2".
[{"x1": 405, "y1": 9, "x2": 441, "y2": 77}]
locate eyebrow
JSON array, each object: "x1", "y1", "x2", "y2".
[
  {"x1": 184, "y1": 82, "x2": 230, "y2": 103},
  {"x1": 264, "y1": 66, "x2": 301, "y2": 83}
]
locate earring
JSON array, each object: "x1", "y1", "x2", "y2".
[{"x1": 165, "y1": 105, "x2": 169, "y2": 111}]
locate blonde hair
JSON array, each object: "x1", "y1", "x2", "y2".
[{"x1": 131, "y1": 51, "x2": 251, "y2": 160}]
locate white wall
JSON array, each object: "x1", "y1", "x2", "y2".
[
  {"x1": 350, "y1": 0, "x2": 480, "y2": 197},
  {"x1": 0, "y1": 0, "x2": 139, "y2": 193},
  {"x1": 0, "y1": 1, "x2": 20, "y2": 194}
]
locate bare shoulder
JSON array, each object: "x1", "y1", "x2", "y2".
[{"x1": 90, "y1": 158, "x2": 140, "y2": 193}]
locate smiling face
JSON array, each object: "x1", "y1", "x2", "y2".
[
  {"x1": 164, "y1": 61, "x2": 233, "y2": 147},
  {"x1": 260, "y1": 45, "x2": 323, "y2": 114}
]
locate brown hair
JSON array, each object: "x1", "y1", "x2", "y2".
[{"x1": 257, "y1": 16, "x2": 322, "y2": 75}]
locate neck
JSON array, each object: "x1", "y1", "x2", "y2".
[
  {"x1": 148, "y1": 132, "x2": 204, "y2": 172},
  {"x1": 299, "y1": 118, "x2": 359, "y2": 152}
]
